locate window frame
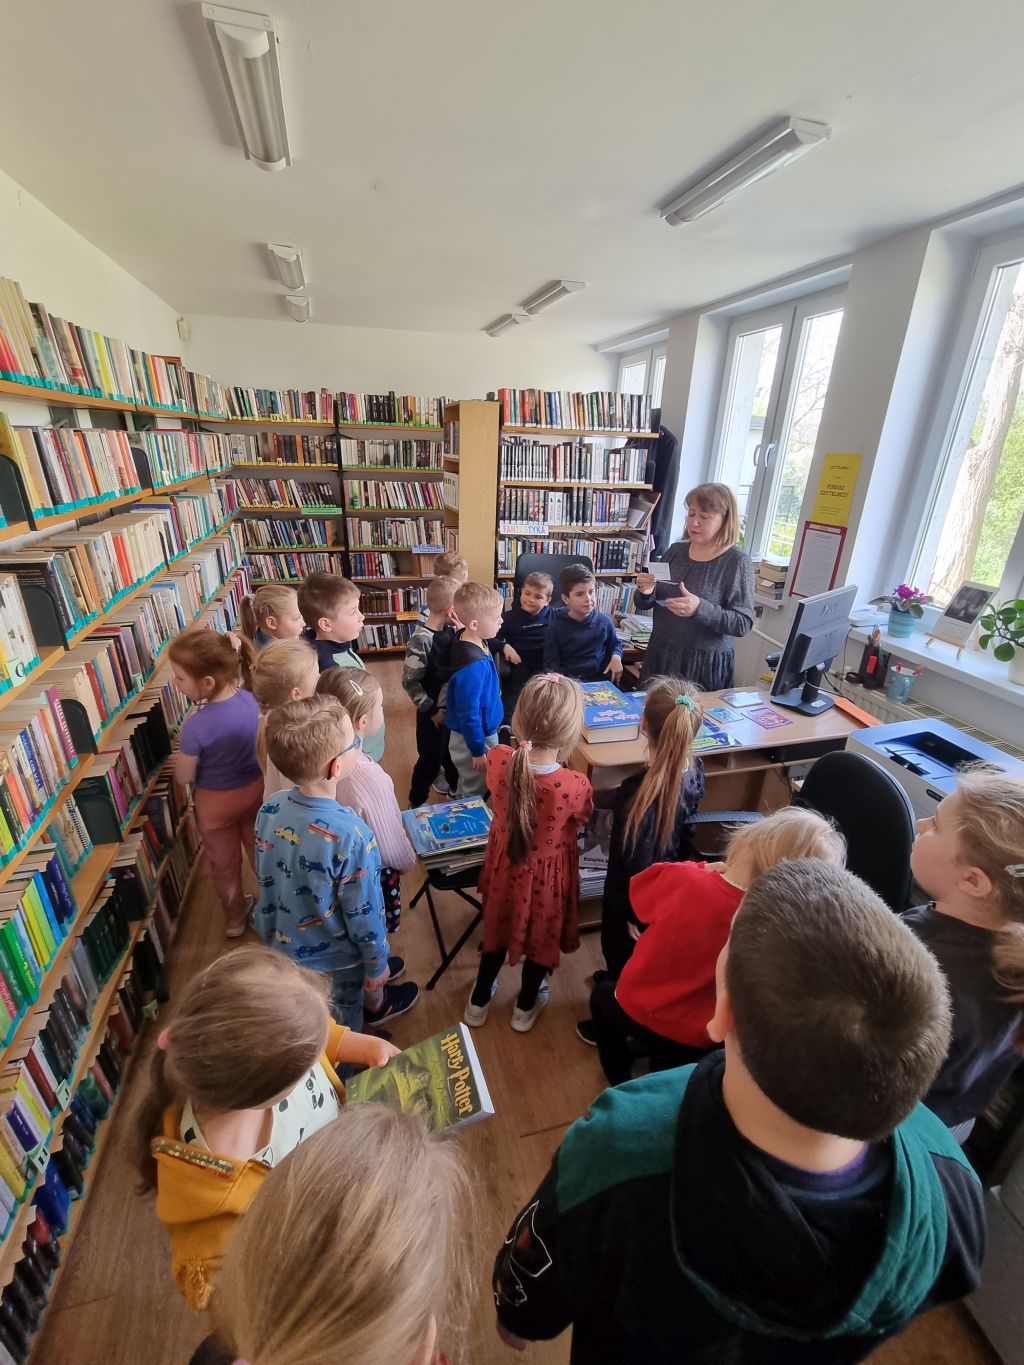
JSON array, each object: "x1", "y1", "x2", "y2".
[{"x1": 617, "y1": 344, "x2": 667, "y2": 406}]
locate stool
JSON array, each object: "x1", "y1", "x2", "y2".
[{"x1": 408, "y1": 864, "x2": 483, "y2": 990}]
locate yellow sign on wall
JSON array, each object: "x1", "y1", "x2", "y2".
[{"x1": 810, "y1": 452, "x2": 862, "y2": 528}]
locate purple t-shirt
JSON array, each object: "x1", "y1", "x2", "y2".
[{"x1": 178, "y1": 689, "x2": 262, "y2": 790}]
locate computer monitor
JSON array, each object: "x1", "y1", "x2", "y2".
[{"x1": 770, "y1": 585, "x2": 858, "y2": 716}]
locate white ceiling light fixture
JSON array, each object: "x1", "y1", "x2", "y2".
[
  {"x1": 520, "y1": 280, "x2": 586, "y2": 315},
  {"x1": 267, "y1": 243, "x2": 305, "y2": 289},
  {"x1": 285, "y1": 294, "x2": 310, "y2": 322},
  {"x1": 203, "y1": 5, "x2": 291, "y2": 172},
  {"x1": 661, "y1": 117, "x2": 830, "y2": 225},
  {"x1": 484, "y1": 313, "x2": 532, "y2": 338}
]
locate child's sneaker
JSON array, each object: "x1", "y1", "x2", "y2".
[
  {"x1": 575, "y1": 1019, "x2": 598, "y2": 1046},
  {"x1": 431, "y1": 773, "x2": 451, "y2": 796},
  {"x1": 511, "y1": 980, "x2": 550, "y2": 1033},
  {"x1": 364, "y1": 982, "x2": 419, "y2": 1027},
  {"x1": 387, "y1": 956, "x2": 406, "y2": 982},
  {"x1": 463, "y1": 982, "x2": 498, "y2": 1028},
  {"x1": 225, "y1": 895, "x2": 255, "y2": 939}
]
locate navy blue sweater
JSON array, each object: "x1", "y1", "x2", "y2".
[
  {"x1": 445, "y1": 633, "x2": 503, "y2": 756},
  {"x1": 497, "y1": 602, "x2": 554, "y2": 670},
  {"x1": 543, "y1": 608, "x2": 622, "y2": 681}
]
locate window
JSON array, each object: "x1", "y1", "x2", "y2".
[
  {"x1": 710, "y1": 289, "x2": 844, "y2": 561},
  {"x1": 910, "y1": 244, "x2": 1024, "y2": 605},
  {"x1": 618, "y1": 344, "x2": 667, "y2": 408}
]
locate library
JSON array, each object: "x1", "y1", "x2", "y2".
[{"x1": 0, "y1": 3, "x2": 1023, "y2": 1363}]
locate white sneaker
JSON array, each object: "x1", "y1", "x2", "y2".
[
  {"x1": 463, "y1": 982, "x2": 498, "y2": 1028},
  {"x1": 510, "y1": 980, "x2": 550, "y2": 1033},
  {"x1": 432, "y1": 774, "x2": 451, "y2": 796}
]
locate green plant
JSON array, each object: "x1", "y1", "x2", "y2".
[{"x1": 979, "y1": 599, "x2": 1024, "y2": 661}]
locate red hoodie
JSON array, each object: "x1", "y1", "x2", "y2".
[{"x1": 615, "y1": 860, "x2": 744, "y2": 1046}]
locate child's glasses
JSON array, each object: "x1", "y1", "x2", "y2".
[{"x1": 331, "y1": 734, "x2": 362, "y2": 766}]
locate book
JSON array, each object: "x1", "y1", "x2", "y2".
[
  {"x1": 345, "y1": 1023, "x2": 494, "y2": 1134},
  {"x1": 401, "y1": 799, "x2": 492, "y2": 867},
  {"x1": 718, "y1": 690, "x2": 766, "y2": 708},
  {"x1": 579, "y1": 681, "x2": 645, "y2": 743},
  {"x1": 745, "y1": 705, "x2": 793, "y2": 730},
  {"x1": 692, "y1": 719, "x2": 743, "y2": 752}
]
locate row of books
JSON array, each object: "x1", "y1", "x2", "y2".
[
  {"x1": 242, "y1": 519, "x2": 332, "y2": 550},
  {"x1": 339, "y1": 439, "x2": 442, "y2": 471},
  {"x1": 358, "y1": 622, "x2": 416, "y2": 650},
  {"x1": 144, "y1": 491, "x2": 227, "y2": 563},
  {"x1": 0, "y1": 576, "x2": 39, "y2": 696},
  {"x1": 360, "y1": 587, "x2": 427, "y2": 616},
  {"x1": 241, "y1": 432, "x2": 335, "y2": 466},
  {"x1": 496, "y1": 535, "x2": 646, "y2": 573},
  {"x1": 0, "y1": 417, "x2": 140, "y2": 517},
  {"x1": 442, "y1": 472, "x2": 458, "y2": 510},
  {"x1": 499, "y1": 438, "x2": 651, "y2": 485},
  {"x1": 343, "y1": 480, "x2": 444, "y2": 513},
  {"x1": 232, "y1": 478, "x2": 341, "y2": 512},
  {"x1": 126, "y1": 431, "x2": 248, "y2": 487},
  {"x1": 336, "y1": 393, "x2": 444, "y2": 429},
  {"x1": 496, "y1": 388, "x2": 655, "y2": 433},
  {"x1": 348, "y1": 552, "x2": 405, "y2": 578},
  {"x1": 0, "y1": 689, "x2": 78, "y2": 868},
  {"x1": 247, "y1": 552, "x2": 337, "y2": 580},
  {"x1": 345, "y1": 518, "x2": 442, "y2": 551},
  {"x1": 46, "y1": 802, "x2": 92, "y2": 880},
  {"x1": 74, "y1": 695, "x2": 173, "y2": 843},
  {"x1": 219, "y1": 387, "x2": 334, "y2": 423},
  {"x1": 754, "y1": 557, "x2": 787, "y2": 601},
  {"x1": 498, "y1": 487, "x2": 632, "y2": 532},
  {"x1": 0, "y1": 847, "x2": 80, "y2": 1044}
]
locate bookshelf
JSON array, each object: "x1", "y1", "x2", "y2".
[{"x1": 442, "y1": 400, "x2": 500, "y2": 585}]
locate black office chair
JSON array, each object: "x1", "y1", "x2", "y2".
[{"x1": 513, "y1": 552, "x2": 594, "y2": 594}]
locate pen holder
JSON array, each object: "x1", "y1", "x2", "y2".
[{"x1": 886, "y1": 672, "x2": 915, "y2": 704}]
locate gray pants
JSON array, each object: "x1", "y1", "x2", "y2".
[{"x1": 448, "y1": 730, "x2": 498, "y2": 798}]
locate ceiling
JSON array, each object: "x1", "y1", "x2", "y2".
[{"x1": 2, "y1": 0, "x2": 1024, "y2": 342}]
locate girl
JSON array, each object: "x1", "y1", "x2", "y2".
[
  {"x1": 584, "y1": 808, "x2": 846, "y2": 1084},
  {"x1": 464, "y1": 674, "x2": 592, "y2": 1033},
  {"x1": 170, "y1": 628, "x2": 263, "y2": 937},
  {"x1": 905, "y1": 767, "x2": 1024, "y2": 1137},
  {"x1": 192, "y1": 1108, "x2": 469, "y2": 1365},
  {"x1": 238, "y1": 585, "x2": 306, "y2": 647},
  {"x1": 633, "y1": 483, "x2": 754, "y2": 690},
  {"x1": 316, "y1": 667, "x2": 415, "y2": 935},
  {"x1": 595, "y1": 677, "x2": 706, "y2": 984},
  {"x1": 250, "y1": 638, "x2": 320, "y2": 800},
  {"x1": 134, "y1": 946, "x2": 398, "y2": 1312}
]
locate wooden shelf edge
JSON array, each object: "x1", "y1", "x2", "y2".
[{"x1": 501, "y1": 425, "x2": 658, "y2": 440}]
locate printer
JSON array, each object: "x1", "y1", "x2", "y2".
[{"x1": 848, "y1": 717, "x2": 1024, "y2": 820}]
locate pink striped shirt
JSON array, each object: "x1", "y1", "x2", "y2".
[{"x1": 336, "y1": 753, "x2": 416, "y2": 873}]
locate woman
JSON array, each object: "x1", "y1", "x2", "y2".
[{"x1": 634, "y1": 482, "x2": 754, "y2": 691}]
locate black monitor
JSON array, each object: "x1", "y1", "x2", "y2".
[{"x1": 770, "y1": 585, "x2": 858, "y2": 716}]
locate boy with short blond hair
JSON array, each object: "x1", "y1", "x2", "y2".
[
  {"x1": 496, "y1": 570, "x2": 555, "y2": 725},
  {"x1": 297, "y1": 571, "x2": 384, "y2": 762},
  {"x1": 544, "y1": 563, "x2": 623, "y2": 682},
  {"x1": 446, "y1": 582, "x2": 504, "y2": 798},
  {"x1": 417, "y1": 549, "x2": 470, "y2": 624},
  {"x1": 403, "y1": 575, "x2": 460, "y2": 805},
  {"x1": 494, "y1": 860, "x2": 985, "y2": 1362}
]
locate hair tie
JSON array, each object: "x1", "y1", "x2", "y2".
[
  {"x1": 225, "y1": 631, "x2": 243, "y2": 654},
  {"x1": 539, "y1": 673, "x2": 563, "y2": 684},
  {"x1": 1007, "y1": 864, "x2": 1024, "y2": 879},
  {"x1": 675, "y1": 694, "x2": 694, "y2": 711},
  {"x1": 157, "y1": 1028, "x2": 170, "y2": 1051},
  {"x1": 517, "y1": 739, "x2": 533, "y2": 752}
]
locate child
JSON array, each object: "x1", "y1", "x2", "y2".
[
  {"x1": 417, "y1": 549, "x2": 469, "y2": 622},
  {"x1": 297, "y1": 571, "x2": 384, "y2": 763},
  {"x1": 445, "y1": 582, "x2": 505, "y2": 799},
  {"x1": 496, "y1": 571, "x2": 555, "y2": 725},
  {"x1": 586, "y1": 808, "x2": 846, "y2": 1084},
  {"x1": 464, "y1": 674, "x2": 592, "y2": 1033},
  {"x1": 238, "y1": 585, "x2": 306, "y2": 647},
  {"x1": 316, "y1": 667, "x2": 416, "y2": 939},
  {"x1": 591, "y1": 677, "x2": 706, "y2": 986},
  {"x1": 403, "y1": 575, "x2": 460, "y2": 804},
  {"x1": 134, "y1": 946, "x2": 398, "y2": 1310},
  {"x1": 905, "y1": 767, "x2": 1024, "y2": 1135},
  {"x1": 494, "y1": 860, "x2": 985, "y2": 1361},
  {"x1": 254, "y1": 696, "x2": 418, "y2": 1029},
  {"x1": 250, "y1": 638, "x2": 320, "y2": 801},
  {"x1": 170, "y1": 628, "x2": 263, "y2": 938},
  {"x1": 543, "y1": 563, "x2": 623, "y2": 682},
  {"x1": 194, "y1": 1108, "x2": 469, "y2": 1365}
]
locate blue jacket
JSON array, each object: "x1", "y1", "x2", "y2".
[
  {"x1": 445, "y1": 633, "x2": 503, "y2": 756},
  {"x1": 497, "y1": 601, "x2": 554, "y2": 671},
  {"x1": 543, "y1": 608, "x2": 622, "y2": 681}
]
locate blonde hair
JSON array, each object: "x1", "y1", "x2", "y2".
[
  {"x1": 523, "y1": 571, "x2": 553, "y2": 597},
  {"x1": 453, "y1": 581, "x2": 502, "y2": 624},
  {"x1": 297, "y1": 572, "x2": 359, "y2": 630},
  {"x1": 266, "y1": 696, "x2": 352, "y2": 784},
  {"x1": 952, "y1": 767, "x2": 1024, "y2": 1004},
  {"x1": 316, "y1": 666, "x2": 382, "y2": 729},
  {"x1": 426, "y1": 575, "x2": 458, "y2": 613},
  {"x1": 434, "y1": 550, "x2": 468, "y2": 581},
  {"x1": 686, "y1": 482, "x2": 741, "y2": 550},
  {"x1": 507, "y1": 675, "x2": 584, "y2": 862},
  {"x1": 252, "y1": 639, "x2": 319, "y2": 711},
  {"x1": 727, "y1": 806, "x2": 847, "y2": 881},
  {"x1": 622, "y1": 678, "x2": 703, "y2": 857},
  {"x1": 239, "y1": 585, "x2": 299, "y2": 641},
  {"x1": 168, "y1": 626, "x2": 255, "y2": 692},
  {"x1": 210, "y1": 1108, "x2": 472, "y2": 1365},
  {"x1": 132, "y1": 946, "x2": 330, "y2": 1192}
]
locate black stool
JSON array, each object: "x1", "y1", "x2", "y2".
[{"x1": 408, "y1": 864, "x2": 483, "y2": 990}]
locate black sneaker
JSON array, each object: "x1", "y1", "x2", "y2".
[
  {"x1": 364, "y1": 982, "x2": 419, "y2": 1027},
  {"x1": 387, "y1": 956, "x2": 406, "y2": 982},
  {"x1": 591, "y1": 969, "x2": 615, "y2": 986},
  {"x1": 576, "y1": 1019, "x2": 598, "y2": 1046}
]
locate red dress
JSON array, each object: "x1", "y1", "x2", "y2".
[{"x1": 479, "y1": 746, "x2": 593, "y2": 970}]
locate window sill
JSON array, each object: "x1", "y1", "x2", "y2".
[{"x1": 850, "y1": 623, "x2": 1024, "y2": 709}]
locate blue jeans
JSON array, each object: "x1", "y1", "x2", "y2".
[{"x1": 329, "y1": 967, "x2": 365, "y2": 1031}]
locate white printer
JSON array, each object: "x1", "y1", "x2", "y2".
[{"x1": 847, "y1": 717, "x2": 1024, "y2": 820}]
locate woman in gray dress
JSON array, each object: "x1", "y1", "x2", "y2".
[{"x1": 633, "y1": 482, "x2": 754, "y2": 691}]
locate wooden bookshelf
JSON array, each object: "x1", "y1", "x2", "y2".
[
  {"x1": 442, "y1": 399, "x2": 499, "y2": 583},
  {"x1": 0, "y1": 521, "x2": 30, "y2": 543},
  {"x1": 502, "y1": 425, "x2": 658, "y2": 440},
  {"x1": 502, "y1": 481, "x2": 653, "y2": 491},
  {"x1": 0, "y1": 380, "x2": 137, "y2": 415}
]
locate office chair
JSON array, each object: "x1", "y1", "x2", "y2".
[{"x1": 513, "y1": 552, "x2": 594, "y2": 594}]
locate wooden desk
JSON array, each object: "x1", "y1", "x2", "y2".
[{"x1": 570, "y1": 689, "x2": 864, "y2": 817}]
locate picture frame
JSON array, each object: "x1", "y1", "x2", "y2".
[{"x1": 925, "y1": 579, "x2": 996, "y2": 658}]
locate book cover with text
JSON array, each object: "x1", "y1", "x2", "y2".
[{"x1": 345, "y1": 1023, "x2": 494, "y2": 1134}]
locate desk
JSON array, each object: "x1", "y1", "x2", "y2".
[{"x1": 570, "y1": 690, "x2": 864, "y2": 816}]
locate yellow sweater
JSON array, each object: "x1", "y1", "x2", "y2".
[{"x1": 151, "y1": 1023, "x2": 347, "y2": 1310}]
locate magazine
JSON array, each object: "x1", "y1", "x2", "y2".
[{"x1": 401, "y1": 799, "x2": 492, "y2": 868}]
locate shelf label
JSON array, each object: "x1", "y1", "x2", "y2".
[
  {"x1": 55, "y1": 1080, "x2": 71, "y2": 1109},
  {"x1": 28, "y1": 1140, "x2": 51, "y2": 1175}
]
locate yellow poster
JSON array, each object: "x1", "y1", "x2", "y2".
[{"x1": 810, "y1": 452, "x2": 861, "y2": 527}]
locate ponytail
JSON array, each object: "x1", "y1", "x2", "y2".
[
  {"x1": 168, "y1": 626, "x2": 256, "y2": 693},
  {"x1": 505, "y1": 674, "x2": 584, "y2": 864},
  {"x1": 131, "y1": 1045, "x2": 176, "y2": 1193},
  {"x1": 506, "y1": 743, "x2": 537, "y2": 863},
  {"x1": 238, "y1": 595, "x2": 258, "y2": 641},
  {"x1": 622, "y1": 677, "x2": 703, "y2": 857},
  {"x1": 237, "y1": 585, "x2": 300, "y2": 643}
]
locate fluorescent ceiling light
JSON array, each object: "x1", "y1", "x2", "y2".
[
  {"x1": 204, "y1": 5, "x2": 291, "y2": 172},
  {"x1": 661, "y1": 117, "x2": 830, "y2": 225},
  {"x1": 267, "y1": 243, "x2": 305, "y2": 289},
  {"x1": 285, "y1": 294, "x2": 310, "y2": 322},
  {"x1": 484, "y1": 313, "x2": 531, "y2": 338},
  {"x1": 520, "y1": 280, "x2": 586, "y2": 316}
]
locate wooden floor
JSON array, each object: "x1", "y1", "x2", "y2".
[{"x1": 35, "y1": 659, "x2": 1001, "y2": 1365}]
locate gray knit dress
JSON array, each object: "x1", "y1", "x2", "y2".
[{"x1": 634, "y1": 542, "x2": 755, "y2": 691}]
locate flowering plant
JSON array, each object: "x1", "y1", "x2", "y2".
[{"x1": 869, "y1": 584, "x2": 932, "y2": 618}]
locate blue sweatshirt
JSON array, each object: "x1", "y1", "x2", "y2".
[
  {"x1": 445, "y1": 633, "x2": 503, "y2": 756},
  {"x1": 543, "y1": 608, "x2": 623, "y2": 681},
  {"x1": 497, "y1": 601, "x2": 554, "y2": 671}
]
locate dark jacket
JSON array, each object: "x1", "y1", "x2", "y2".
[
  {"x1": 543, "y1": 609, "x2": 622, "y2": 681},
  {"x1": 301, "y1": 629, "x2": 360, "y2": 672},
  {"x1": 444, "y1": 632, "x2": 503, "y2": 756},
  {"x1": 494, "y1": 1052, "x2": 986, "y2": 1364},
  {"x1": 497, "y1": 602, "x2": 554, "y2": 672},
  {"x1": 604, "y1": 763, "x2": 705, "y2": 927}
]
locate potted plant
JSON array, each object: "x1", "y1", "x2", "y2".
[
  {"x1": 870, "y1": 584, "x2": 932, "y2": 639},
  {"x1": 979, "y1": 599, "x2": 1024, "y2": 686}
]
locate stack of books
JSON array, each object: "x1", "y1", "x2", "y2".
[
  {"x1": 359, "y1": 587, "x2": 427, "y2": 617},
  {"x1": 496, "y1": 388, "x2": 654, "y2": 433},
  {"x1": 222, "y1": 387, "x2": 334, "y2": 423},
  {"x1": 233, "y1": 477, "x2": 340, "y2": 512},
  {"x1": 754, "y1": 558, "x2": 788, "y2": 602},
  {"x1": 336, "y1": 393, "x2": 445, "y2": 428},
  {"x1": 248, "y1": 432, "x2": 335, "y2": 466},
  {"x1": 401, "y1": 798, "x2": 493, "y2": 873},
  {"x1": 500, "y1": 438, "x2": 650, "y2": 483},
  {"x1": 349, "y1": 551, "x2": 401, "y2": 578},
  {"x1": 339, "y1": 438, "x2": 442, "y2": 470},
  {"x1": 343, "y1": 480, "x2": 444, "y2": 512}
]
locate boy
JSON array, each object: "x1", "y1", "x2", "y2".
[
  {"x1": 254, "y1": 696, "x2": 419, "y2": 1030},
  {"x1": 445, "y1": 581, "x2": 504, "y2": 799},
  {"x1": 297, "y1": 571, "x2": 384, "y2": 763},
  {"x1": 417, "y1": 549, "x2": 469, "y2": 623},
  {"x1": 403, "y1": 575, "x2": 460, "y2": 805},
  {"x1": 496, "y1": 571, "x2": 555, "y2": 725},
  {"x1": 493, "y1": 860, "x2": 985, "y2": 1363},
  {"x1": 543, "y1": 564, "x2": 623, "y2": 682}
]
